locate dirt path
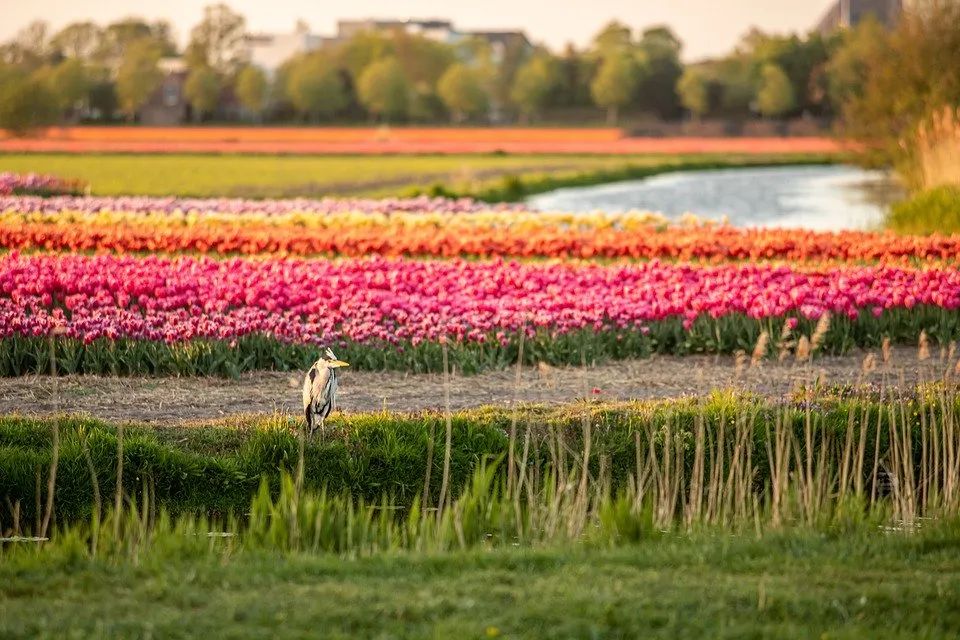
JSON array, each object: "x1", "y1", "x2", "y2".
[{"x1": 0, "y1": 347, "x2": 949, "y2": 424}]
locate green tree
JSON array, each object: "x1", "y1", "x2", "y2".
[
  {"x1": 186, "y1": 3, "x2": 247, "y2": 74},
  {"x1": 48, "y1": 59, "x2": 90, "y2": 119},
  {"x1": 756, "y1": 63, "x2": 795, "y2": 118},
  {"x1": 590, "y1": 54, "x2": 637, "y2": 125},
  {"x1": 824, "y1": 17, "x2": 887, "y2": 112},
  {"x1": 115, "y1": 39, "x2": 162, "y2": 119},
  {"x1": 235, "y1": 65, "x2": 268, "y2": 119},
  {"x1": 591, "y1": 20, "x2": 633, "y2": 57},
  {"x1": 357, "y1": 57, "x2": 409, "y2": 121},
  {"x1": 676, "y1": 67, "x2": 709, "y2": 120},
  {"x1": 510, "y1": 55, "x2": 557, "y2": 121},
  {"x1": 285, "y1": 53, "x2": 347, "y2": 121},
  {"x1": 184, "y1": 66, "x2": 221, "y2": 121},
  {"x1": 437, "y1": 63, "x2": 489, "y2": 122},
  {"x1": 97, "y1": 19, "x2": 176, "y2": 66},
  {"x1": 635, "y1": 26, "x2": 683, "y2": 119},
  {"x1": 49, "y1": 22, "x2": 102, "y2": 60},
  {"x1": 0, "y1": 69, "x2": 58, "y2": 135}
]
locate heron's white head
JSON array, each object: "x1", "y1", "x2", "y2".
[{"x1": 320, "y1": 347, "x2": 349, "y2": 368}]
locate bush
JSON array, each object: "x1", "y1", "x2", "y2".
[{"x1": 887, "y1": 186, "x2": 960, "y2": 235}]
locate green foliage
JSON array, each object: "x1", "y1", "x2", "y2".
[
  {"x1": 436, "y1": 63, "x2": 489, "y2": 122},
  {"x1": 115, "y1": 38, "x2": 162, "y2": 117},
  {"x1": 47, "y1": 59, "x2": 91, "y2": 117},
  {"x1": 887, "y1": 186, "x2": 960, "y2": 235},
  {"x1": 676, "y1": 67, "x2": 709, "y2": 119},
  {"x1": 185, "y1": 3, "x2": 246, "y2": 74},
  {"x1": 634, "y1": 26, "x2": 683, "y2": 119},
  {"x1": 590, "y1": 54, "x2": 638, "y2": 124},
  {"x1": 234, "y1": 65, "x2": 268, "y2": 117},
  {"x1": 0, "y1": 68, "x2": 58, "y2": 135},
  {"x1": 510, "y1": 56, "x2": 557, "y2": 120},
  {"x1": 756, "y1": 63, "x2": 795, "y2": 118},
  {"x1": 285, "y1": 53, "x2": 348, "y2": 121},
  {"x1": 356, "y1": 57, "x2": 410, "y2": 121},
  {"x1": 184, "y1": 66, "x2": 221, "y2": 119}
]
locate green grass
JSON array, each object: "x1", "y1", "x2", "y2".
[
  {"x1": 0, "y1": 153, "x2": 834, "y2": 199},
  {"x1": 3, "y1": 526, "x2": 960, "y2": 638},
  {"x1": 887, "y1": 185, "x2": 960, "y2": 235}
]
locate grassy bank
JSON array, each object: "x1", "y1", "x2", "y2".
[
  {"x1": 1, "y1": 306, "x2": 956, "y2": 377},
  {"x1": 3, "y1": 531, "x2": 960, "y2": 639},
  {"x1": 0, "y1": 152, "x2": 834, "y2": 199},
  {"x1": 887, "y1": 185, "x2": 960, "y2": 234},
  {"x1": 2, "y1": 388, "x2": 958, "y2": 527}
]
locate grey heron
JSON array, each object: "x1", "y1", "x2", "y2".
[{"x1": 302, "y1": 348, "x2": 349, "y2": 437}]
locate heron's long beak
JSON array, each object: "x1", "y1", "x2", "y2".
[{"x1": 330, "y1": 360, "x2": 350, "y2": 368}]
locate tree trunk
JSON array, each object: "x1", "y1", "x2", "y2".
[{"x1": 607, "y1": 105, "x2": 618, "y2": 126}]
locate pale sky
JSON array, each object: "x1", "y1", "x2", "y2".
[{"x1": 1, "y1": 0, "x2": 838, "y2": 61}]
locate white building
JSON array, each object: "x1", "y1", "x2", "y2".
[{"x1": 243, "y1": 22, "x2": 330, "y2": 77}]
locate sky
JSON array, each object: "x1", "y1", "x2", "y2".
[{"x1": 2, "y1": 0, "x2": 839, "y2": 61}]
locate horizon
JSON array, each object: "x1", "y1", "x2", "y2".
[{"x1": 2, "y1": 0, "x2": 838, "y2": 62}]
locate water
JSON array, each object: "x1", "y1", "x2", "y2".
[{"x1": 526, "y1": 165, "x2": 903, "y2": 231}]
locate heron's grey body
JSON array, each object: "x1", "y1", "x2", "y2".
[{"x1": 302, "y1": 348, "x2": 348, "y2": 436}]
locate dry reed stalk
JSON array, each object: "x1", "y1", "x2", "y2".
[
  {"x1": 751, "y1": 331, "x2": 770, "y2": 368},
  {"x1": 914, "y1": 106, "x2": 960, "y2": 190},
  {"x1": 882, "y1": 337, "x2": 892, "y2": 367},
  {"x1": 734, "y1": 350, "x2": 747, "y2": 379},
  {"x1": 795, "y1": 336, "x2": 811, "y2": 363},
  {"x1": 919, "y1": 331, "x2": 931, "y2": 361},
  {"x1": 777, "y1": 322, "x2": 794, "y2": 363},
  {"x1": 508, "y1": 326, "x2": 525, "y2": 496},
  {"x1": 810, "y1": 313, "x2": 831, "y2": 354},
  {"x1": 39, "y1": 334, "x2": 60, "y2": 539}
]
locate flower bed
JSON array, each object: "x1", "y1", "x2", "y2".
[
  {"x1": 0, "y1": 173, "x2": 86, "y2": 197},
  {"x1": 2, "y1": 252, "x2": 958, "y2": 375}
]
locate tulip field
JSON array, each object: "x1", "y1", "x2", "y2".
[{"x1": 1, "y1": 174, "x2": 959, "y2": 376}]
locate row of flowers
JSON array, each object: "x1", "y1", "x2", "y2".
[
  {"x1": 2, "y1": 252, "x2": 958, "y2": 347},
  {"x1": 0, "y1": 173, "x2": 87, "y2": 197},
  {"x1": 1, "y1": 207, "x2": 959, "y2": 263}
]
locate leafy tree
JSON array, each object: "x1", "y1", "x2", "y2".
[
  {"x1": 677, "y1": 67, "x2": 709, "y2": 120},
  {"x1": 285, "y1": 53, "x2": 347, "y2": 120},
  {"x1": 437, "y1": 63, "x2": 489, "y2": 122},
  {"x1": 115, "y1": 39, "x2": 162, "y2": 118},
  {"x1": 235, "y1": 65, "x2": 268, "y2": 119},
  {"x1": 184, "y1": 66, "x2": 221, "y2": 121},
  {"x1": 510, "y1": 55, "x2": 557, "y2": 121},
  {"x1": 635, "y1": 26, "x2": 683, "y2": 119},
  {"x1": 756, "y1": 64, "x2": 795, "y2": 118},
  {"x1": 357, "y1": 57, "x2": 409, "y2": 121},
  {"x1": 591, "y1": 20, "x2": 633, "y2": 57},
  {"x1": 49, "y1": 22, "x2": 102, "y2": 60},
  {"x1": 186, "y1": 3, "x2": 247, "y2": 74},
  {"x1": 824, "y1": 17, "x2": 887, "y2": 111},
  {"x1": 0, "y1": 69, "x2": 58, "y2": 135},
  {"x1": 48, "y1": 59, "x2": 91, "y2": 118},
  {"x1": 590, "y1": 54, "x2": 638, "y2": 125},
  {"x1": 555, "y1": 43, "x2": 594, "y2": 107},
  {"x1": 97, "y1": 19, "x2": 175, "y2": 65}
]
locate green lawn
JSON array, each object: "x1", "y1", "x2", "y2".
[
  {"x1": 0, "y1": 152, "x2": 832, "y2": 199},
  {"x1": 3, "y1": 533, "x2": 959, "y2": 639}
]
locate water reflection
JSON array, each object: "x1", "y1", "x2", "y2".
[{"x1": 526, "y1": 165, "x2": 904, "y2": 231}]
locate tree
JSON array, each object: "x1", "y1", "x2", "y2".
[
  {"x1": 97, "y1": 19, "x2": 176, "y2": 66},
  {"x1": 357, "y1": 57, "x2": 410, "y2": 121},
  {"x1": 184, "y1": 66, "x2": 221, "y2": 121},
  {"x1": 676, "y1": 67, "x2": 709, "y2": 120},
  {"x1": 0, "y1": 70, "x2": 58, "y2": 135},
  {"x1": 235, "y1": 65, "x2": 268, "y2": 119},
  {"x1": 49, "y1": 22, "x2": 102, "y2": 60},
  {"x1": 635, "y1": 26, "x2": 683, "y2": 119},
  {"x1": 591, "y1": 20, "x2": 633, "y2": 57},
  {"x1": 48, "y1": 59, "x2": 90, "y2": 119},
  {"x1": 115, "y1": 39, "x2": 162, "y2": 118},
  {"x1": 186, "y1": 3, "x2": 247, "y2": 74},
  {"x1": 437, "y1": 63, "x2": 489, "y2": 122},
  {"x1": 824, "y1": 17, "x2": 887, "y2": 111},
  {"x1": 756, "y1": 64, "x2": 795, "y2": 118},
  {"x1": 510, "y1": 56, "x2": 557, "y2": 121},
  {"x1": 590, "y1": 54, "x2": 637, "y2": 125},
  {"x1": 285, "y1": 53, "x2": 347, "y2": 120}
]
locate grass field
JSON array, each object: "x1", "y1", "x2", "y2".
[
  {"x1": 0, "y1": 153, "x2": 833, "y2": 198},
  {"x1": 4, "y1": 533, "x2": 959, "y2": 639}
]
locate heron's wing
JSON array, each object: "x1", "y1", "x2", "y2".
[
  {"x1": 310, "y1": 366, "x2": 332, "y2": 407},
  {"x1": 302, "y1": 365, "x2": 316, "y2": 411}
]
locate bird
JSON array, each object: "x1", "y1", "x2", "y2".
[{"x1": 302, "y1": 348, "x2": 349, "y2": 437}]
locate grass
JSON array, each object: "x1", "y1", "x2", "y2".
[
  {"x1": 3, "y1": 532, "x2": 960, "y2": 639},
  {"x1": 0, "y1": 152, "x2": 834, "y2": 199},
  {"x1": 887, "y1": 185, "x2": 960, "y2": 234}
]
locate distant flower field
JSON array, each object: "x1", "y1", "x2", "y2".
[{"x1": 0, "y1": 179, "x2": 957, "y2": 375}]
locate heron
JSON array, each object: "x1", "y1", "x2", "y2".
[{"x1": 302, "y1": 348, "x2": 349, "y2": 437}]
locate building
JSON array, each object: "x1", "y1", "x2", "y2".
[
  {"x1": 816, "y1": 0, "x2": 903, "y2": 34},
  {"x1": 241, "y1": 18, "x2": 531, "y2": 76},
  {"x1": 139, "y1": 57, "x2": 189, "y2": 125}
]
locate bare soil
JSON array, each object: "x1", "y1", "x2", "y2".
[{"x1": 0, "y1": 347, "x2": 950, "y2": 425}]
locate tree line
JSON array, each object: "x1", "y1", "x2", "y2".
[{"x1": 0, "y1": 2, "x2": 934, "y2": 132}]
